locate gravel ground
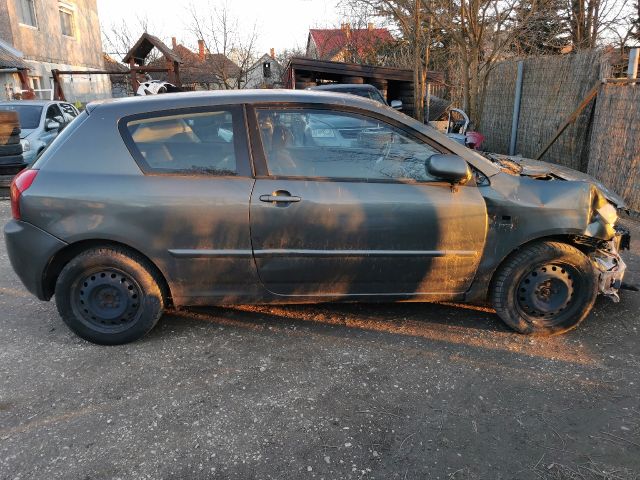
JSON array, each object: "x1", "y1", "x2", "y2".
[{"x1": 0, "y1": 200, "x2": 639, "y2": 480}]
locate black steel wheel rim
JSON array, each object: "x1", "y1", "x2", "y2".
[
  {"x1": 71, "y1": 268, "x2": 142, "y2": 333},
  {"x1": 516, "y1": 263, "x2": 577, "y2": 322}
]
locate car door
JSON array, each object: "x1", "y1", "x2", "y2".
[
  {"x1": 117, "y1": 105, "x2": 258, "y2": 302},
  {"x1": 247, "y1": 105, "x2": 488, "y2": 298}
]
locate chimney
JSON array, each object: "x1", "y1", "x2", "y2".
[
  {"x1": 367, "y1": 23, "x2": 374, "y2": 31},
  {"x1": 341, "y1": 22, "x2": 351, "y2": 40},
  {"x1": 171, "y1": 37, "x2": 177, "y2": 49},
  {"x1": 198, "y1": 39, "x2": 205, "y2": 61},
  {"x1": 270, "y1": 48, "x2": 275, "y2": 59}
]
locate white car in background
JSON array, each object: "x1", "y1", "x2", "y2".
[{"x1": 0, "y1": 100, "x2": 79, "y2": 164}]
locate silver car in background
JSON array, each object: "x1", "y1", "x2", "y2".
[{"x1": 0, "y1": 100, "x2": 79, "y2": 164}]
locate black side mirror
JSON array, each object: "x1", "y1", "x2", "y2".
[{"x1": 426, "y1": 154, "x2": 472, "y2": 185}]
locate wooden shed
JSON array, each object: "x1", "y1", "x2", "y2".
[{"x1": 284, "y1": 57, "x2": 444, "y2": 119}]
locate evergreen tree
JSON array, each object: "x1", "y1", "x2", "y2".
[{"x1": 512, "y1": 0, "x2": 569, "y2": 54}]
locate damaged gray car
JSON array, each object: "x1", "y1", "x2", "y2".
[{"x1": 4, "y1": 90, "x2": 631, "y2": 345}]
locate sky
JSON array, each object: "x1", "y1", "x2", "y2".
[{"x1": 97, "y1": 0, "x2": 346, "y2": 56}]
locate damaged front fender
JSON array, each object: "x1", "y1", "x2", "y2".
[
  {"x1": 584, "y1": 187, "x2": 618, "y2": 241},
  {"x1": 465, "y1": 171, "x2": 630, "y2": 302}
]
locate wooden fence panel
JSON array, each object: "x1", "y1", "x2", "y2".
[
  {"x1": 587, "y1": 84, "x2": 640, "y2": 211},
  {"x1": 480, "y1": 51, "x2": 604, "y2": 171},
  {"x1": 477, "y1": 60, "x2": 518, "y2": 154}
]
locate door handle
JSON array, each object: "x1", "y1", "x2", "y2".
[{"x1": 259, "y1": 191, "x2": 301, "y2": 204}]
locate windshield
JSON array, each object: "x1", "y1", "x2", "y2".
[
  {"x1": 340, "y1": 88, "x2": 387, "y2": 105},
  {"x1": 0, "y1": 105, "x2": 43, "y2": 129}
]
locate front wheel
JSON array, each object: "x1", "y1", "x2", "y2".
[
  {"x1": 491, "y1": 241, "x2": 598, "y2": 335},
  {"x1": 55, "y1": 247, "x2": 165, "y2": 345}
]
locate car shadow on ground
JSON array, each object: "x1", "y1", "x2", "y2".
[
  {"x1": 167, "y1": 300, "x2": 509, "y2": 336},
  {"x1": 145, "y1": 300, "x2": 612, "y2": 368}
]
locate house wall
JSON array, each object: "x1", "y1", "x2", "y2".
[
  {"x1": 306, "y1": 37, "x2": 319, "y2": 59},
  {"x1": 0, "y1": 0, "x2": 110, "y2": 101},
  {"x1": 245, "y1": 56, "x2": 283, "y2": 89}
]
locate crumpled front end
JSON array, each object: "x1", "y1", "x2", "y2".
[
  {"x1": 578, "y1": 186, "x2": 631, "y2": 301},
  {"x1": 587, "y1": 230, "x2": 629, "y2": 302},
  {"x1": 472, "y1": 166, "x2": 633, "y2": 304}
]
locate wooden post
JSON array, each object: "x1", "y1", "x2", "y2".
[
  {"x1": 535, "y1": 82, "x2": 601, "y2": 160},
  {"x1": 129, "y1": 59, "x2": 138, "y2": 93},
  {"x1": 50, "y1": 69, "x2": 65, "y2": 101},
  {"x1": 628, "y1": 48, "x2": 639, "y2": 80},
  {"x1": 173, "y1": 61, "x2": 181, "y2": 87},
  {"x1": 166, "y1": 58, "x2": 175, "y2": 85},
  {"x1": 17, "y1": 69, "x2": 36, "y2": 99}
]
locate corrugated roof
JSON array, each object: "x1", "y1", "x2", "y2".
[{"x1": 0, "y1": 43, "x2": 29, "y2": 70}]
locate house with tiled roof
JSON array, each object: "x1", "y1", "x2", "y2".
[
  {"x1": 166, "y1": 38, "x2": 242, "y2": 90},
  {"x1": 244, "y1": 49, "x2": 283, "y2": 89},
  {"x1": 306, "y1": 24, "x2": 394, "y2": 64},
  {"x1": 102, "y1": 53, "x2": 130, "y2": 98}
]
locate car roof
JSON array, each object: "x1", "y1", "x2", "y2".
[
  {"x1": 85, "y1": 89, "x2": 388, "y2": 115},
  {"x1": 309, "y1": 84, "x2": 379, "y2": 92}
]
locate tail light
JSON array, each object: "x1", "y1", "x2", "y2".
[{"x1": 10, "y1": 169, "x2": 38, "y2": 220}]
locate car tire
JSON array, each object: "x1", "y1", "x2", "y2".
[
  {"x1": 0, "y1": 133, "x2": 20, "y2": 146},
  {"x1": 0, "y1": 162, "x2": 26, "y2": 177},
  {"x1": 0, "y1": 143, "x2": 23, "y2": 156},
  {"x1": 55, "y1": 246, "x2": 165, "y2": 345},
  {"x1": 491, "y1": 241, "x2": 598, "y2": 335},
  {"x1": 0, "y1": 154, "x2": 24, "y2": 165}
]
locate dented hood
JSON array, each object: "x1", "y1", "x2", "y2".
[{"x1": 486, "y1": 154, "x2": 626, "y2": 208}]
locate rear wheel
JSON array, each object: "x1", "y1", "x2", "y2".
[
  {"x1": 491, "y1": 241, "x2": 598, "y2": 335},
  {"x1": 55, "y1": 247, "x2": 164, "y2": 345}
]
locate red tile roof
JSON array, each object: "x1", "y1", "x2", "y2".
[
  {"x1": 309, "y1": 27, "x2": 394, "y2": 59},
  {"x1": 149, "y1": 43, "x2": 241, "y2": 85}
]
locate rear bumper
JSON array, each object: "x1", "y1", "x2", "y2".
[{"x1": 4, "y1": 219, "x2": 67, "y2": 300}]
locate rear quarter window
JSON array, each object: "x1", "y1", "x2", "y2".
[
  {"x1": 120, "y1": 107, "x2": 244, "y2": 176},
  {"x1": 31, "y1": 110, "x2": 89, "y2": 170}
]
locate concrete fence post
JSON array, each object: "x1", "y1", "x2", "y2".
[
  {"x1": 628, "y1": 48, "x2": 639, "y2": 80},
  {"x1": 508, "y1": 61, "x2": 524, "y2": 155}
]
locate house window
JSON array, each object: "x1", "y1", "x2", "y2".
[
  {"x1": 29, "y1": 77, "x2": 41, "y2": 90},
  {"x1": 17, "y1": 0, "x2": 37, "y2": 27},
  {"x1": 59, "y1": 5, "x2": 74, "y2": 37}
]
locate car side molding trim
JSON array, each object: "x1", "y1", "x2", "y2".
[
  {"x1": 168, "y1": 249, "x2": 478, "y2": 259},
  {"x1": 253, "y1": 249, "x2": 478, "y2": 258},
  {"x1": 168, "y1": 249, "x2": 253, "y2": 258}
]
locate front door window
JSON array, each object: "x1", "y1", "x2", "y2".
[{"x1": 256, "y1": 108, "x2": 440, "y2": 182}]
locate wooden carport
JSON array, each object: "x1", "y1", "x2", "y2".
[
  {"x1": 284, "y1": 57, "x2": 444, "y2": 119},
  {"x1": 122, "y1": 33, "x2": 182, "y2": 90}
]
